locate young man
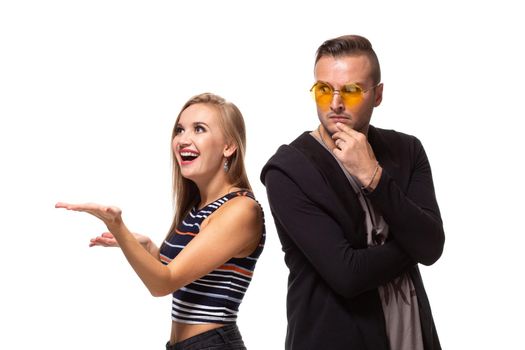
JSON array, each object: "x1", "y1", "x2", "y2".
[{"x1": 261, "y1": 35, "x2": 444, "y2": 350}]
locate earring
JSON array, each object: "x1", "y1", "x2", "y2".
[{"x1": 224, "y1": 159, "x2": 229, "y2": 172}]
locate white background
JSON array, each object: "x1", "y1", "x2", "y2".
[{"x1": 1, "y1": 1, "x2": 524, "y2": 349}]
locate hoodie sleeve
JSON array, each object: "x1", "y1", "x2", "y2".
[
  {"x1": 263, "y1": 166, "x2": 413, "y2": 298},
  {"x1": 366, "y1": 137, "x2": 445, "y2": 266}
]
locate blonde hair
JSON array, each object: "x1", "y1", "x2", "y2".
[{"x1": 165, "y1": 92, "x2": 251, "y2": 239}]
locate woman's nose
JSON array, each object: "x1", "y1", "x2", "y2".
[{"x1": 174, "y1": 133, "x2": 191, "y2": 149}]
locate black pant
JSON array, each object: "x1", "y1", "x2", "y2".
[{"x1": 166, "y1": 324, "x2": 246, "y2": 350}]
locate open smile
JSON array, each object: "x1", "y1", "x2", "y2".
[{"x1": 179, "y1": 148, "x2": 200, "y2": 165}]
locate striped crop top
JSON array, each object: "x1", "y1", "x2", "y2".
[{"x1": 159, "y1": 190, "x2": 265, "y2": 324}]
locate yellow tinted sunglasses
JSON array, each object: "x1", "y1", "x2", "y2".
[{"x1": 310, "y1": 81, "x2": 379, "y2": 109}]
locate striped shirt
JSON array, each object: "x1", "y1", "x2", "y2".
[{"x1": 159, "y1": 190, "x2": 265, "y2": 324}]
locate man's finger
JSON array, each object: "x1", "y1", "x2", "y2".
[
  {"x1": 335, "y1": 122, "x2": 361, "y2": 137},
  {"x1": 332, "y1": 131, "x2": 352, "y2": 143},
  {"x1": 335, "y1": 122, "x2": 354, "y2": 133}
]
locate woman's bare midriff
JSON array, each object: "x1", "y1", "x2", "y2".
[{"x1": 169, "y1": 321, "x2": 224, "y2": 344}]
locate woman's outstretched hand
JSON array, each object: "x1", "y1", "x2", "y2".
[
  {"x1": 89, "y1": 232, "x2": 119, "y2": 247},
  {"x1": 56, "y1": 202, "x2": 156, "y2": 253},
  {"x1": 55, "y1": 202, "x2": 123, "y2": 231},
  {"x1": 89, "y1": 231, "x2": 154, "y2": 251}
]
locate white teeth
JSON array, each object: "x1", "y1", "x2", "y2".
[{"x1": 180, "y1": 152, "x2": 199, "y2": 156}]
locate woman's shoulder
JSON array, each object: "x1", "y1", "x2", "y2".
[
  {"x1": 203, "y1": 190, "x2": 263, "y2": 240},
  {"x1": 223, "y1": 190, "x2": 262, "y2": 217}
]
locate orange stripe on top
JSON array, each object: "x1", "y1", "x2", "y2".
[
  {"x1": 218, "y1": 264, "x2": 254, "y2": 277},
  {"x1": 175, "y1": 228, "x2": 197, "y2": 236},
  {"x1": 160, "y1": 255, "x2": 172, "y2": 264}
]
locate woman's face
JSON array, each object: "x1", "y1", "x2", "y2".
[{"x1": 172, "y1": 103, "x2": 234, "y2": 184}]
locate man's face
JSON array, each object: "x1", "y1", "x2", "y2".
[{"x1": 313, "y1": 54, "x2": 383, "y2": 135}]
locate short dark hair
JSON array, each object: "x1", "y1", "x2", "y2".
[{"x1": 315, "y1": 35, "x2": 381, "y2": 85}]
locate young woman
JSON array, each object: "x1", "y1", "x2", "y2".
[{"x1": 56, "y1": 93, "x2": 265, "y2": 350}]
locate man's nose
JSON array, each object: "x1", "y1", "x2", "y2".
[{"x1": 330, "y1": 91, "x2": 345, "y2": 113}]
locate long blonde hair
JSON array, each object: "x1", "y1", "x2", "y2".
[{"x1": 165, "y1": 92, "x2": 251, "y2": 239}]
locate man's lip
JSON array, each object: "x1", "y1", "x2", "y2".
[{"x1": 329, "y1": 116, "x2": 350, "y2": 122}]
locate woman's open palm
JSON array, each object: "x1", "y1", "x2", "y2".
[{"x1": 55, "y1": 202, "x2": 123, "y2": 229}]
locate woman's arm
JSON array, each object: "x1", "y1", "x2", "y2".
[
  {"x1": 89, "y1": 231, "x2": 160, "y2": 259},
  {"x1": 55, "y1": 197, "x2": 262, "y2": 297}
]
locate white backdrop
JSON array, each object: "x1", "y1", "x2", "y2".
[{"x1": 1, "y1": 1, "x2": 524, "y2": 349}]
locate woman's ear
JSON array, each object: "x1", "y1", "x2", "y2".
[{"x1": 223, "y1": 142, "x2": 237, "y2": 158}]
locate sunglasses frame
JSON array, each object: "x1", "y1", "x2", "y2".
[{"x1": 310, "y1": 81, "x2": 380, "y2": 107}]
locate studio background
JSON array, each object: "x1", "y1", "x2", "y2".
[{"x1": 1, "y1": 1, "x2": 523, "y2": 349}]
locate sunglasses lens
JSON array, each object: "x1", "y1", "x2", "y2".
[
  {"x1": 340, "y1": 84, "x2": 363, "y2": 107},
  {"x1": 312, "y1": 83, "x2": 333, "y2": 108},
  {"x1": 310, "y1": 82, "x2": 369, "y2": 108}
]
